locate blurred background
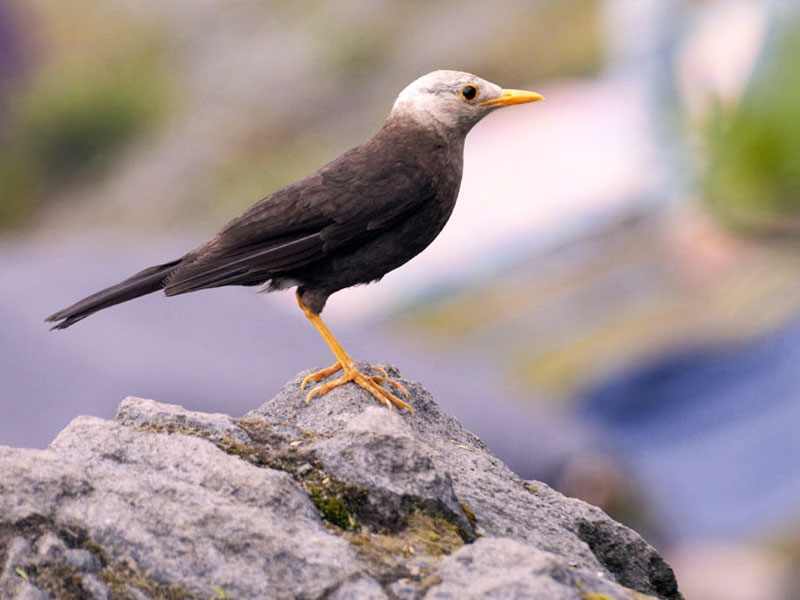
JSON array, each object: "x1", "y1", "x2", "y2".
[{"x1": 1, "y1": 0, "x2": 799, "y2": 597}]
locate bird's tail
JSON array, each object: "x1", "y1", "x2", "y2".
[{"x1": 46, "y1": 259, "x2": 182, "y2": 330}]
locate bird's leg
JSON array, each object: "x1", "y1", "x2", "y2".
[{"x1": 296, "y1": 292, "x2": 413, "y2": 412}]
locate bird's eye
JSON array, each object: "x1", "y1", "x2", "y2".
[{"x1": 461, "y1": 85, "x2": 478, "y2": 101}]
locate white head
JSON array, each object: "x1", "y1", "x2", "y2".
[{"x1": 390, "y1": 70, "x2": 543, "y2": 135}]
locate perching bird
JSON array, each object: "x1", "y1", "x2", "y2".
[{"x1": 47, "y1": 70, "x2": 543, "y2": 412}]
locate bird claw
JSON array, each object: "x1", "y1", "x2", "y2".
[
  {"x1": 301, "y1": 362, "x2": 342, "y2": 390},
  {"x1": 303, "y1": 362, "x2": 413, "y2": 412},
  {"x1": 370, "y1": 366, "x2": 411, "y2": 398}
]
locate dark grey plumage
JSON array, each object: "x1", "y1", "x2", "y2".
[
  {"x1": 166, "y1": 115, "x2": 463, "y2": 315},
  {"x1": 47, "y1": 70, "x2": 542, "y2": 330},
  {"x1": 47, "y1": 114, "x2": 461, "y2": 328}
]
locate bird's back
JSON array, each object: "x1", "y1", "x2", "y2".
[{"x1": 165, "y1": 115, "x2": 464, "y2": 299}]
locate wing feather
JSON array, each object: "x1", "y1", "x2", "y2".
[{"x1": 165, "y1": 127, "x2": 437, "y2": 296}]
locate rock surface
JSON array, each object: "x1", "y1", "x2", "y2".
[{"x1": 0, "y1": 366, "x2": 681, "y2": 599}]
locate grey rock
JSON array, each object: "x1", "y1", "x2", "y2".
[
  {"x1": 35, "y1": 533, "x2": 66, "y2": 561},
  {"x1": 115, "y1": 396, "x2": 252, "y2": 445},
  {"x1": 390, "y1": 577, "x2": 423, "y2": 600},
  {"x1": 63, "y1": 548, "x2": 102, "y2": 572},
  {"x1": 312, "y1": 406, "x2": 474, "y2": 536},
  {"x1": 11, "y1": 582, "x2": 50, "y2": 600},
  {"x1": 3, "y1": 537, "x2": 34, "y2": 574},
  {"x1": 0, "y1": 538, "x2": 37, "y2": 599},
  {"x1": 329, "y1": 576, "x2": 389, "y2": 600},
  {"x1": 2, "y1": 417, "x2": 360, "y2": 599},
  {"x1": 125, "y1": 588, "x2": 152, "y2": 600},
  {"x1": 79, "y1": 575, "x2": 109, "y2": 600},
  {"x1": 425, "y1": 537, "x2": 649, "y2": 599},
  {"x1": 247, "y1": 368, "x2": 681, "y2": 599},
  {"x1": 0, "y1": 367, "x2": 681, "y2": 599}
]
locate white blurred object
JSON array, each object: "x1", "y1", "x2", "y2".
[
  {"x1": 604, "y1": 0, "x2": 682, "y2": 75},
  {"x1": 678, "y1": 0, "x2": 768, "y2": 117}
]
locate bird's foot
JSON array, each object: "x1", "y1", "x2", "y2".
[
  {"x1": 301, "y1": 362, "x2": 413, "y2": 412},
  {"x1": 300, "y1": 362, "x2": 343, "y2": 388},
  {"x1": 370, "y1": 366, "x2": 411, "y2": 398}
]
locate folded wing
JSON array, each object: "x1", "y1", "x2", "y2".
[{"x1": 164, "y1": 142, "x2": 434, "y2": 296}]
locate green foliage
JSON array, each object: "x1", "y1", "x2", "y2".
[
  {"x1": 308, "y1": 483, "x2": 358, "y2": 530},
  {"x1": 20, "y1": 70, "x2": 163, "y2": 182},
  {"x1": 0, "y1": 46, "x2": 170, "y2": 229},
  {"x1": 703, "y1": 23, "x2": 800, "y2": 229}
]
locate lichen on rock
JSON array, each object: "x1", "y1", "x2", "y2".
[{"x1": 0, "y1": 366, "x2": 682, "y2": 599}]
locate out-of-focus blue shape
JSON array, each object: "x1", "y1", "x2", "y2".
[{"x1": 579, "y1": 318, "x2": 800, "y2": 542}]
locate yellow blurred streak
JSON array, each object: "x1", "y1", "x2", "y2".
[{"x1": 513, "y1": 244, "x2": 800, "y2": 396}]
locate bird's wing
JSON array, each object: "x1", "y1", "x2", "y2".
[{"x1": 164, "y1": 143, "x2": 436, "y2": 295}]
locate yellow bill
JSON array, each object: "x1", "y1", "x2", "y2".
[{"x1": 481, "y1": 89, "x2": 544, "y2": 108}]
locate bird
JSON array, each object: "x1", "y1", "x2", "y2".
[{"x1": 47, "y1": 70, "x2": 543, "y2": 412}]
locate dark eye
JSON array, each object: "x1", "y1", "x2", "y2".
[{"x1": 461, "y1": 85, "x2": 478, "y2": 101}]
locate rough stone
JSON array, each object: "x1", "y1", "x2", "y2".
[
  {"x1": 328, "y1": 576, "x2": 389, "y2": 600},
  {"x1": 115, "y1": 396, "x2": 252, "y2": 445},
  {"x1": 425, "y1": 537, "x2": 653, "y2": 599},
  {"x1": 0, "y1": 366, "x2": 682, "y2": 599}
]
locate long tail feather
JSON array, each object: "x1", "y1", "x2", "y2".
[{"x1": 46, "y1": 259, "x2": 181, "y2": 330}]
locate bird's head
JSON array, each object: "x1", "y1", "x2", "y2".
[{"x1": 390, "y1": 70, "x2": 543, "y2": 136}]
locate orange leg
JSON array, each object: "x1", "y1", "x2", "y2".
[{"x1": 297, "y1": 292, "x2": 413, "y2": 412}]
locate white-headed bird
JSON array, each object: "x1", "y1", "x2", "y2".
[{"x1": 47, "y1": 71, "x2": 543, "y2": 412}]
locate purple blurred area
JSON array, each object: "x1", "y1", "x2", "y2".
[
  {"x1": 0, "y1": 1, "x2": 29, "y2": 114},
  {"x1": 2, "y1": 2, "x2": 800, "y2": 598},
  {"x1": 0, "y1": 237, "x2": 590, "y2": 485}
]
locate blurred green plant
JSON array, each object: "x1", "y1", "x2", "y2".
[
  {"x1": 703, "y1": 22, "x2": 800, "y2": 232},
  {"x1": 19, "y1": 70, "x2": 164, "y2": 183},
  {"x1": 0, "y1": 18, "x2": 170, "y2": 230}
]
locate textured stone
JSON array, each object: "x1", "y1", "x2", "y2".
[
  {"x1": 329, "y1": 576, "x2": 389, "y2": 600},
  {"x1": 1, "y1": 417, "x2": 359, "y2": 598},
  {"x1": 0, "y1": 367, "x2": 681, "y2": 599},
  {"x1": 425, "y1": 537, "x2": 653, "y2": 599},
  {"x1": 246, "y1": 367, "x2": 681, "y2": 599},
  {"x1": 115, "y1": 396, "x2": 252, "y2": 445}
]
